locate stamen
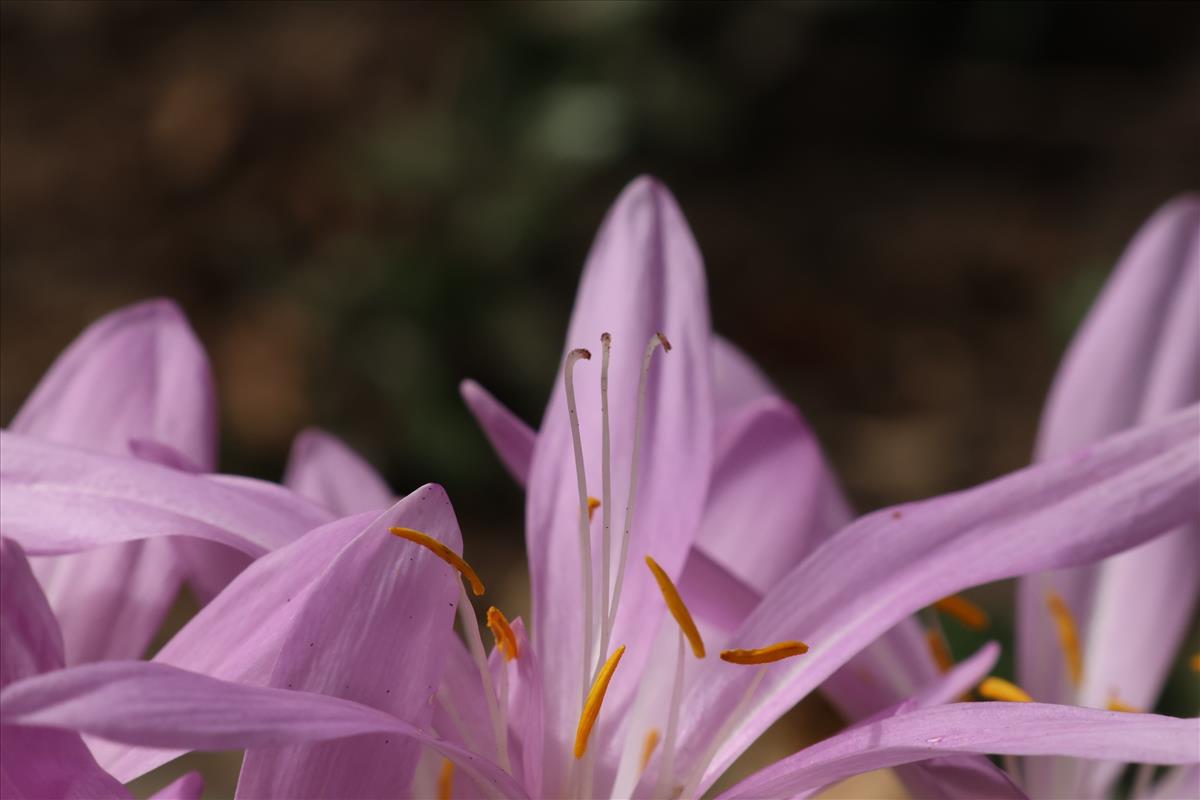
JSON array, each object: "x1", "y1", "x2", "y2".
[
  {"x1": 588, "y1": 496, "x2": 601, "y2": 522},
  {"x1": 564, "y1": 347, "x2": 595, "y2": 708},
  {"x1": 438, "y1": 759, "x2": 454, "y2": 800},
  {"x1": 654, "y1": 633, "x2": 686, "y2": 800},
  {"x1": 1045, "y1": 591, "x2": 1083, "y2": 687},
  {"x1": 925, "y1": 628, "x2": 953, "y2": 673},
  {"x1": 389, "y1": 527, "x2": 484, "y2": 596},
  {"x1": 457, "y1": 584, "x2": 511, "y2": 772},
  {"x1": 574, "y1": 644, "x2": 626, "y2": 759},
  {"x1": 1106, "y1": 693, "x2": 1138, "y2": 714},
  {"x1": 640, "y1": 728, "x2": 661, "y2": 774},
  {"x1": 1190, "y1": 652, "x2": 1200, "y2": 672},
  {"x1": 486, "y1": 606, "x2": 519, "y2": 662},
  {"x1": 678, "y1": 665, "x2": 768, "y2": 800},
  {"x1": 597, "y1": 332, "x2": 614, "y2": 679},
  {"x1": 604, "y1": 333, "x2": 669, "y2": 655},
  {"x1": 978, "y1": 676, "x2": 1032, "y2": 702},
  {"x1": 933, "y1": 594, "x2": 989, "y2": 631},
  {"x1": 645, "y1": 556, "x2": 705, "y2": 658},
  {"x1": 720, "y1": 641, "x2": 809, "y2": 665}
]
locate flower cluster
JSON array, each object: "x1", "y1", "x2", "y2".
[{"x1": 1, "y1": 179, "x2": 1196, "y2": 799}]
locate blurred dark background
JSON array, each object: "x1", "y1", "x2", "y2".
[{"x1": 2, "y1": 2, "x2": 1198, "y2": 794}]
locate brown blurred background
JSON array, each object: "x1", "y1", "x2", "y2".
[{"x1": 2, "y1": 2, "x2": 1198, "y2": 797}]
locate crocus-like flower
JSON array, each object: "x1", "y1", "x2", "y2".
[
  {"x1": 5, "y1": 178, "x2": 1195, "y2": 800},
  {"x1": 1005, "y1": 196, "x2": 1200, "y2": 800}
]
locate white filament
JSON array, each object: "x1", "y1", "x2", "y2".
[
  {"x1": 678, "y1": 666, "x2": 768, "y2": 800},
  {"x1": 458, "y1": 583, "x2": 511, "y2": 773},
  {"x1": 596, "y1": 332, "x2": 614, "y2": 680},
  {"x1": 653, "y1": 631, "x2": 687, "y2": 800},
  {"x1": 605, "y1": 334, "x2": 668, "y2": 642},
  {"x1": 564, "y1": 347, "x2": 596, "y2": 711}
]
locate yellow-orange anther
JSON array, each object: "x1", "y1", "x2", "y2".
[
  {"x1": 486, "y1": 606, "x2": 519, "y2": 662},
  {"x1": 438, "y1": 759, "x2": 454, "y2": 800},
  {"x1": 588, "y1": 496, "x2": 601, "y2": 522},
  {"x1": 720, "y1": 640, "x2": 809, "y2": 665},
  {"x1": 1046, "y1": 590, "x2": 1083, "y2": 687},
  {"x1": 389, "y1": 527, "x2": 484, "y2": 596},
  {"x1": 1106, "y1": 694, "x2": 1138, "y2": 714},
  {"x1": 645, "y1": 556, "x2": 705, "y2": 658},
  {"x1": 640, "y1": 728, "x2": 661, "y2": 774},
  {"x1": 925, "y1": 629, "x2": 953, "y2": 673},
  {"x1": 932, "y1": 595, "x2": 989, "y2": 631},
  {"x1": 574, "y1": 645, "x2": 626, "y2": 759},
  {"x1": 1190, "y1": 653, "x2": 1200, "y2": 672},
  {"x1": 978, "y1": 677, "x2": 1032, "y2": 703}
]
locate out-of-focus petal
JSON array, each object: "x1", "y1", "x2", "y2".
[
  {"x1": 696, "y1": 395, "x2": 851, "y2": 593},
  {"x1": 0, "y1": 540, "x2": 130, "y2": 799},
  {"x1": 0, "y1": 662, "x2": 527, "y2": 799},
  {"x1": 10, "y1": 299, "x2": 217, "y2": 469},
  {"x1": 236, "y1": 484, "x2": 463, "y2": 798},
  {"x1": 30, "y1": 542, "x2": 183, "y2": 664},
  {"x1": 1, "y1": 539, "x2": 65, "y2": 686},
  {"x1": 1, "y1": 432, "x2": 333, "y2": 556},
  {"x1": 1148, "y1": 765, "x2": 1200, "y2": 800},
  {"x1": 710, "y1": 336, "x2": 776, "y2": 413},
  {"x1": 147, "y1": 771, "x2": 204, "y2": 800},
  {"x1": 673, "y1": 406, "x2": 1199, "y2": 794},
  {"x1": 716, "y1": 704, "x2": 1199, "y2": 800},
  {"x1": 283, "y1": 428, "x2": 393, "y2": 515},
  {"x1": 460, "y1": 380, "x2": 537, "y2": 487},
  {"x1": 526, "y1": 176, "x2": 714, "y2": 771}
]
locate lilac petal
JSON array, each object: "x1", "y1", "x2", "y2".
[
  {"x1": 1, "y1": 431, "x2": 333, "y2": 556},
  {"x1": 0, "y1": 540, "x2": 131, "y2": 799},
  {"x1": 717, "y1": 704, "x2": 1200, "y2": 800},
  {"x1": 0, "y1": 726, "x2": 131, "y2": 800},
  {"x1": 10, "y1": 299, "x2": 217, "y2": 470},
  {"x1": 283, "y1": 427, "x2": 393, "y2": 515},
  {"x1": 147, "y1": 771, "x2": 204, "y2": 800},
  {"x1": 696, "y1": 395, "x2": 851, "y2": 594},
  {"x1": 1, "y1": 539, "x2": 66, "y2": 686},
  {"x1": 675, "y1": 406, "x2": 1200, "y2": 793},
  {"x1": 30, "y1": 541, "x2": 183, "y2": 664},
  {"x1": 460, "y1": 380, "x2": 537, "y2": 487},
  {"x1": 237, "y1": 484, "x2": 464, "y2": 798},
  {"x1": 1149, "y1": 766, "x2": 1200, "y2": 800},
  {"x1": 677, "y1": 547, "x2": 760, "y2": 634},
  {"x1": 526, "y1": 176, "x2": 714, "y2": 763},
  {"x1": 710, "y1": 335, "x2": 776, "y2": 413},
  {"x1": 0, "y1": 662, "x2": 528, "y2": 799},
  {"x1": 92, "y1": 510, "x2": 379, "y2": 782},
  {"x1": 507, "y1": 619, "x2": 545, "y2": 800}
]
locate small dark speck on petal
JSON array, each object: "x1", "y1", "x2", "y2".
[
  {"x1": 892, "y1": 511, "x2": 902, "y2": 520},
  {"x1": 309, "y1": 642, "x2": 315, "y2": 647},
  {"x1": 386, "y1": 689, "x2": 391, "y2": 694}
]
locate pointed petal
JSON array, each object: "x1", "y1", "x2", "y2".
[
  {"x1": 460, "y1": 380, "x2": 537, "y2": 487},
  {"x1": 148, "y1": 771, "x2": 204, "y2": 800},
  {"x1": 0, "y1": 661, "x2": 528, "y2": 799},
  {"x1": 710, "y1": 336, "x2": 776, "y2": 413},
  {"x1": 10, "y1": 299, "x2": 217, "y2": 469},
  {"x1": 237, "y1": 484, "x2": 464, "y2": 798},
  {"x1": 696, "y1": 395, "x2": 851, "y2": 593},
  {"x1": 717, "y1": 704, "x2": 1199, "y2": 800},
  {"x1": 1, "y1": 432, "x2": 333, "y2": 556},
  {"x1": 676, "y1": 406, "x2": 1200, "y2": 793},
  {"x1": 30, "y1": 541, "x2": 183, "y2": 664},
  {"x1": 526, "y1": 176, "x2": 714, "y2": 765},
  {"x1": 283, "y1": 428, "x2": 393, "y2": 515}
]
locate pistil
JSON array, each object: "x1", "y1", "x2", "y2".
[{"x1": 564, "y1": 347, "x2": 596, "y2": 712}]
